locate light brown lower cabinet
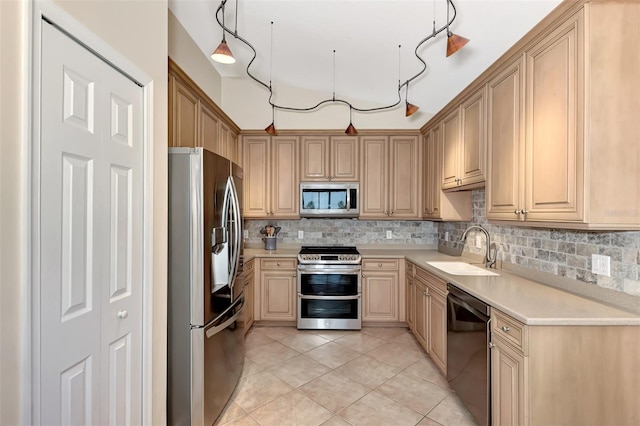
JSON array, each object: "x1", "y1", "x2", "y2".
[
  {"x1": 490, "y1": 308, "x2": 640, "y2": 425},
  {"x1": 362, "y1": 259, "x2": 405, "y2": 323},
  {"x1": 408, "y1": 263, "x2": 448, "y2": 375},
  {"x1": 257, "y1": 258, "x2": 297, "y2": 322},
  {"x1": 241, "y1": 260, "x2": 255, "y2": 334}
]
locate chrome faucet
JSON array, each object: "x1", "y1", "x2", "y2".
[{"x1": 459, "y1": 225, "x2": 496, "y2": 268}]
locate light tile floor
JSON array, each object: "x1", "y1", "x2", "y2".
[{"x1": 217, "y1": 326, "x2": 478, "y2": 426}]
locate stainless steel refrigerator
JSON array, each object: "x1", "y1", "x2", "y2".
[{"x1": 168, "y1": 148, "x2": 244, "y2": 426}]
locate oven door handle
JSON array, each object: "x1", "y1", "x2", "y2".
[
  {"x1": 298, "y1": 294, "x2": 361, "y2": 300},
  {"x1": 297, "y1": 265, "x2": 361, "y2": 273}
]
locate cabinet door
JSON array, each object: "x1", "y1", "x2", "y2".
[
  {"x1": 228, "y1": 131, "x2": 239, "y2": 164},
  {"x1": 243, "y1": 272, "x2": 255, "y2": 335},
  {"x1": 198, "y1": 102, "x2": 220, "y2": 154},
  {"x1": 360, "y1": 136, "x2": 389, "y2": 218},
  {"x1": 406, "y1": 274, "x2": 415, "y2": 331},
  {"x1": 219, "y1": 121, "x2": 231, "y2": 160},
  {"x1": 428, "y1": 291, "x2": 447, "y2": 375},
  {"x1": 486, "y1": 56, "x2": 525, "y2": 221},
  {"x1": 389, "y1": 136, "x2": 420, "y2": 218},
  {"x1": 362, "y1": 272, "x2": 398, "y2": 321},
  {"x1": 441, "y1": 108, "x2": 461, "y2": 189},
  {"x1": 260, "y1": 272, "x2": 296, "y2": 321},
  {"x1": 170, "y1": 77, "x2": 198, "y2": 148},
  {"x1": 413, "y1": 280, "x2": 429, "y2": 351},
  {"x1": 491, "y1": 337, "x2": 528, "y2": 426},
  {"x1": 424, "y1": 125, "x2": 443, "y2": 219},
  {"x1": 301, "y1": 136, "x2": 330, "y2": 181},
  {"x1": 525, "y1": 12, "x2": 584, "y2": 222},
  {"x1": 460, "y1": 86, "x2": 487, "y2": 186},
  {"x1": 242, "y1": 136, "x2": 270, "y2": 217},
  {"x1": 271, "y1": 137, "x2": 300, "y2": 218},
  {"x1": 330, "y1": 136, "x2": 359, "y2": 181}
]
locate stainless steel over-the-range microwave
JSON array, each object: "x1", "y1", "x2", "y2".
[{"x1": 300, "y1": 182, "x2": 359, "y2": 218}]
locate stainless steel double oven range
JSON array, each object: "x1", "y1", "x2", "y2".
[{"x1": 297, "y1": 246, "x2": 362, "y2": 330}]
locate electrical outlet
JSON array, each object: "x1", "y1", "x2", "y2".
[
  {"x1": 243, "y1": 230, "x2": 249, "y2": 239},
  {"x1": 475, "y1": 234, "x2": 482, "y2": 248},
  {"x1": 445, "y1": 231, "x2": 449, "y2": 241},
  {"x1": 386, "y1": 230, "x2": 393, "y2": 239},
  {"x1": 592, "y1": 254, "x2": 611, "y2": 276},
  {"x1": 298, "y1": 230, "x2": 304, "y2": 239}
]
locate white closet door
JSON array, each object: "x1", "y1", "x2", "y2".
[{"x1": 39, "y1": 20, "x2": 143, "y2": 425}]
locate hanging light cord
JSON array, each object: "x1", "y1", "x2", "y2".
[{"x1": 214, "y1": 0, "x2": 459, "y2": 114}]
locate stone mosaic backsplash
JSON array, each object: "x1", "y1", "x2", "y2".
[
  {"x1": 439, "y1": 189, "x2": 640, "y2": 296},
  {"x1": 244, "y1": 218, "x2": 438, "y2": 247},
  {"x1": 243, "y1": 189, "x2": 640, "y2": 297}
]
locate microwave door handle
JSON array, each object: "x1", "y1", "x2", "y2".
[{"x1": 346, "y1": 188, "x2": 350, "y2": 212}]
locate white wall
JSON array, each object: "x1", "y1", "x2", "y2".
[
  {"x1": 169, "y1": 10, "x2": 223, "y2": 105},
  {"x1": 0, "y1": 1, "x2": 28, "y2": 424},
  {"x1": 0, "y1": 1, "x2": 169, "y2": 424},
  {"x1": 222, "y1": 77, "x2": 434, "y2": 131}
]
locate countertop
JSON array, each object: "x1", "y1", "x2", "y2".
[{"x1": 243, "y1": 247, "x2": 640, "y2": 326}]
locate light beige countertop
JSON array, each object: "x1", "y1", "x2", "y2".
[{"x1": 243, "y1": 245, "x2": 640, "y2": 326}]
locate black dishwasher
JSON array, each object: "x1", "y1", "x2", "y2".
[{"x1": 447, "y1": 283, "x2": 491, "y2": 426}]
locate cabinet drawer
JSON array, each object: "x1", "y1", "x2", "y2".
[
  {"x1": 245, "y1": 259, "x2": 255, "y2": 272},
  {"x1": 415, "y1": 267, "x2": 448, "y2": 295},
  {"x1": 260, "y1": 258, "x2": 297, "y2": 270},
  {"x1": 362, "y1": 259, "x2": 399, "y2": 271},
  {"x1": 492, "y1": 309, "x2": 528, "y2": 355}
]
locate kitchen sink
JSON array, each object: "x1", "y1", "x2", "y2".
[{"x1": 426, "y1": 261, "x2": 500, "y2": 276}]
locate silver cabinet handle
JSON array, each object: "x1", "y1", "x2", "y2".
[
  {"x1": 501, "y1": 326, "x2": 510, "y2": 332},
  {"x1": 423, "y1": 291, "x2": 429, "y2": 296},
  {"x1": 118, "y1": 310, "x2": 128, "y2": 319}
]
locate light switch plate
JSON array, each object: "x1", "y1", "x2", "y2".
[
  {"x1": 475, "y1": 235, "x2": 482, "y2": 248},
  {"x1": 445, "y1": 231, "x2": 449, "y2": 241},
  {"x1": 243, "y1": 230, "x2": 249, "y2": 239},
  {"x1": 298, "y1": 230, "x2": 304, "y2": 239},
  {"x1": 386, "y1": 230, "x2": 393, "y2": 239},
  {"x1": 592, "y1": 254, "x2": 610, "y2": 277}
]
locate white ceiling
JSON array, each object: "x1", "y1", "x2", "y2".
[{"x1": 169, "y1": 0, "x2": 562, "y2": 116}]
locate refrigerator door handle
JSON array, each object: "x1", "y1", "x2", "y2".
[
  {"x1": 205, "y1": 294, "x2": 244, "y2": 339},
  {"x1": 228, "y1": 176, "x2": 242, "y2": 288}
]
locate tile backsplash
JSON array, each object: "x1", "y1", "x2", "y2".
[
  {"x1": 439, "y1": 189, "x2": 640, "y2": 297},
  {"x1": 244, "y1": 218, "x2": 438, "y2": 247},
  {"x1": 244, "y1": 189, "x2": 640, "y2": 297}
]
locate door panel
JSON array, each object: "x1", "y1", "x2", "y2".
[{"x1": 40, "y1": 21, "x2": 143, "y2": 424}]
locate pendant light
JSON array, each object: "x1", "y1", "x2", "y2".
[
  {"x1": 345, "y1": 107, "x2": 358, "y2": 135},
  {"x1": 264, "y1": 22, "x2": 277, "y2": 135},
  {"x1": 400, "y1": 45, "x2": 420, "y2": 117},
  {"x1": 211, "y1": 1, "x2": 236, "y2": 64},
  {"x1": 445, "y1": 0, "x2": 469, "y2": 57}
]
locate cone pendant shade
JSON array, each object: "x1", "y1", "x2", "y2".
[
  {"x1": 446, "y1": 33, "x2": 470, "y2": 57},
  {"x1": 265, "y1": 122, "x2": 277, "y2": 135},
  {"x1": 405, "y1": 103, "x2": 420, "y2": 117},
  {"x1": 211, "y1": 40, "x2": 236, "y2": 64},
  {"x1": 345, "y1": 123, "x2": 358, "y2": 135}
]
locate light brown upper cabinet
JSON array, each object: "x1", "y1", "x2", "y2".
[
  {"x1": 168, "y1": 60, "x2": 240, "y2": 162},
  {"x1": 242, "y1": 135, "x2": 299, "y2": 219},
  {"x1": 360, "y1": 135, "x2": 421, "y2": 219},
  {"x1": 440, "y1": 1, "x2": 640, "y2": 230},
  {"x1": 300, "y1": 136, "x2": 358, "y2": 181},
  {"x1": 441, "y1": 86, "x2": 487, "y2": 191},
  {"x1": 423, "y1": 123, "x2": 472, "y2": 221}
]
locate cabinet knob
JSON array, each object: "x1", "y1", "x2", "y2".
[
  {"x1": 293, "y1": 273, "x2": 296, "y2": 277},
  {"x1": 378, "y1": 263, "x2": 382, "y2": 267},
  {"x1": 521, "y1": 209, "x2": 528, "y2": 215},
  {"x1": 501, "y1": 326, "x2": 510, "y2": 332},
  {"x1": 362, "y1": 274, "x2": 366, "y2": 278},
  {"x1": 514, "y1": 209, "x2": 521, "y2": 215},
  {"x1": 117, "y1": 310, "x2": 128, "y2": 319},
  {"x1": 423, "y1": 291, "x2": 430, "y2": 297},
  {"x1": 389, "y1": 211, "x2": 393, "y2": 215},
  {"x1": 277, "y1": 262, "x2": 280, "y2": 266},
  {"x1": 489, "y1": 342, "x2": 496, "y2": 349}
]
